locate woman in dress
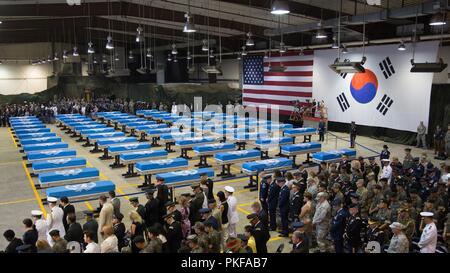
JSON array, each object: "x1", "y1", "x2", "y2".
[
  {"x1": 300, "y1": 192, "x2": 314, "y2": 247},
  {"x1": 129, "y1": 211, "x2": 145, "y2": 253},
  {"x1": 178, "y1": 195, "x2": 191, "y2": 238}
]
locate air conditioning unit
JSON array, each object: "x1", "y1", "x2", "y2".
[
  {"x1": 329, "y1": 58, "x2": 366, "y2": 74},
  {"x1": 410, "y1": 58, "x2": 448, "y2": 73}
]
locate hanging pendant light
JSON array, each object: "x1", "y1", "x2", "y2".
[
  {"x1": 63, "y1": 50, "x2": 68, "y2": 59},
  {"x1": 146, "y1": 48, "x2": 153, "y2": 58},
  {"x1": 106, "y1": 35, "x2": 114, "y2": 50},
  {"x1": 316, "y1": 29, "x2": 327, "y2": 39},
  {"x1": 87, "y1": 42, "x2": 95, "y2": 54},
  {"x1": 72, "y1": 46, "x2": 79, "y2": 56},
  {"x1": 128, "y1": 50, "x2": 134, "y2": 60},
  {"x1": 114, "y1": 54, "x2": 120, "y2": 61},
  {"x1": 237, "y1": 53, "x2": 242, "y2": 60},
  {"x1": 183, "y1": 12, "x2": 197, "y2": 33},
  {"x1": 341, "y1": 44, "x2": 348, "y2": 53},
  {"x1": 53, "y1": 53, "x2": 59, "y2": 61},
  {"x1": 246, "y1": 32, "x2": 255, "y2": 47},
  {"x1": 102, "y1": 55, "x2": 108, "y2": 63},
  {"x1": 173, "y1": 55, "x2": 178, "y2": 63},
  {"x1": 209, "y1": 50, "x2": 215, "y2": 58},
  {"x1": 241, "y1": 46, "x2": 248, "y2": 56},
  {"x1": 171, "y1": 44, "x2": 178, "y2": 55},
  {"x1": 264, "y1": 51, "x2": 269, "y2": 59},
  {"x1": 47, "y1": 55, "x2": 53, "y2": 62},
  {"x1": 398, "y1": 40, "x2": 407, "y2": 51},
  {"x1": 429, "y1": 12, "x2": 447, "y2": 26},
  {"x1": 271, "y1": 0, "x2": 290, "y2": 15},
  {"x1": 93, "y1": 58, "x2": 98, "y2": 64},
  {"x1": 187, "y1": 51, "x2": 192, "y2": 60},
  {"x1": 331, "y1": 36, "x2": 339, "y2": 49},
  {"x1": 202, "y1": 39, "x2": 209, "y2": 52},
  {"x1": 167, "y1": 54, "x2": 172, "y2": 62},
  {"x1": 279, "y1": 42, "x2": 287, "y2": 53},
  {"x1": 136, "y1": 27, "x2": 144, "y2": 43}
]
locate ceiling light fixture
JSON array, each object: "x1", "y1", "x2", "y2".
[
  {"x1": 398, "y1": 40, "x2": 406, "y2": 51},
  {"x1": 136, "y1": 26, "x2": 144, "y2": 43},
  {"x1": 167, "y1": 54, "x2": 172, "y2": 62},
  {"x1": 241, "y1": 46, "x2": 248, "y2": 56},
  {"x1": 146, "y1": 48, "x2": 153, "y2": 58},
  {"x1": 429, "y1": 11, "x2": 447, "y2": 26},
  {"x1": 106, "y1": 35, "x2": 114, "y2": 50},
  {"x1": 171, "y1": 44, "x2": 178, "y2": 55},
  {"x1": 63, "y1": 50, "x2": 68, "y2": 59},
  {"x1": 183, "y1": 12, "x2": 197, "y2": 33},
  {"x1": 72, "y1": 46, "x2": 79, "y2": 57},
  {"x1": 202, "y1": 39, "x2": 209, "y2": 52},
  {"x1": 271, "y1": 0, "x2": 290, "y2": 15},
  {"x1": 87, "y1": 41, "x2": 95, "y2": 54},
  {"x1": 246, "y1": 32, "x2": 255, "y2": 47}
]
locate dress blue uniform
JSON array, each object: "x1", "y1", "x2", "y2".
[
  {"x1": 259, "y1": 178, "x2": 269, "y2": 213},
  {"x1": 267, "y1": 181, "x2": 280, "y2": 231},
  {"x1": 278, "y1": 184, "x2": 290, "y2": 236},
  {"x1": 380, "y1": 149, "x2": 390, "y2": 161},
  {"x1": 330, "y1": 207, "x2": 350, "y2": 253}
]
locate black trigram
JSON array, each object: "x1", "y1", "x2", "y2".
[
  {"x1": 379, "y1": 57, "x2": 395, "y2": 79},
  {"x1": 376, "y1": 94, "x2": 394, "y2": 115},
  {"x1": 336, "y1": 92, "x2": 350, "y2": 112},
  {"x1": 340, "y1": 73, "x2": 348, "y2": 79}
]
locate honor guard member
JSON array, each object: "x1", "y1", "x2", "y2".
[
  {"x1": 82, "y1": 211, "x2": 98, "y2": 243},
  {"x1": 267, "y1": 174, "x2": 281, "y2": 231},
  {"x1": 380, "y1": 145, "x2": 390, "y2": 161},
  {"x1": 259, "y1": 173, "x2": 271, "y2": 213},
  {"x1": 368, "y1": 157, "x2": 380, "y2": 182},
  {"x1": 163, "y1": 212, "x2": 183, "y2": 253},
  {"x1": 246, "y1": 213, "x2": 270, "y2": 253},
  {"x1": 129, "y1": 197, "x2": 146, "y2": 222},
  {"x1": 344, "y1": 203, "x2": 364, "y2": 253},
  {"x1": 330, "y1": 199, "x2": 349, "y2": 253},
  {"x1": 289, "y1": 182, "x2": 303, "y2": 222},
  {"x1": 144, "y1": 188, "x2": 159, "y2": 229},
  {"x1": 166, "y1": 201, "x2": 182, "y2": 222},
  {"x1": 46, "y1": 197, "x2": 65, "y2": 246},
  {"x1": 278, "y1": 179, "x2": 290, "y2": 237},
  {"x1": 189, "y1": 183, "x2": 205, "y2": 225},
  {"x1": 156, "y1": 177, "x2": 170, "y2": 223},
  {"x1": 31, "y1": 210, "x2": 47, "y2": 241},
  {"x1": 418, "y1": 211, "x2": 437, "y2": 253},
  {"x1": 364, "y1": 217, "x2": 385, "y2": 252},
  {"x1": 199, "y1": 208, "x2": 219, "y2": 231}
]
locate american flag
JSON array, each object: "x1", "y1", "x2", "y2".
[{"x1": 242, "y1": 51, "x2": 314, "y2": 116}]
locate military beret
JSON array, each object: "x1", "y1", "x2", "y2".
[
  {"x1": 83, "y1": 210, "x2": 94, "y2": 217},
  {"x1": 332, "y1": 198, "x2": 343, "y2": 206},
  {"x1": 368, "y1": 216, "x2": 380, "y2": 224},
  {"x1": 129, "y1": 197, "x2": 139, "y2": 203},
  {"x1": 165, "y1": 201, "x2": 177, "y2": 208},
  {"x1": 291, "y1": 221, "x2": 305, "y2": 229},
  {"x1": 144, "y1": 187, "x2": 156, "y2": 194},
  {"x1": 348, "y1": 203, "x2": 359, "y2": 209},
  {"x1": 162, "y1": 212, "x2": 174, "y2": 220},
  {"x1": 198, "y1": 208, "x2": 212, "y2": 214},
  {"x1": 246, "y1": 213, "x2": 258, "y2": 220},
  {"x1": 237, "y1": 234, "x2": 249, "y2": 242},
  {"x1": 349, "y1": 192, "x2": 359, "y2": 199},
  {"x1": 292, "y1": 182, "x2": 302, "y2": 188},
  {"x1": 48, "y1": 229, "x2": 60, "y2": 237},
  {"x1": 132, "y1": 235, "x2": 145, "y2": 244},
  {"x1": 191, "y1": 182, "x2": 201, "y2": 189}
]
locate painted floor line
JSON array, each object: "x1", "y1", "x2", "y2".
[
  {"x1": 0, "y1": 197, "x2": 35, "y2": 206},
  {"x1": 21, "y1": 161, "x2": 47, "y2": 218}
]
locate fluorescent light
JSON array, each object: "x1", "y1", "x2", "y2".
[
  {"x1": 271, "y1": 0, "x2": 290, "y2": 15},
  {"x1": 106, "y1": 35, "x2": 114, "y2": 50},
  {"x1": 183, "y1": 13, "x2": 196, "y2": 33},
  {"x1": 246, "y1": 32, "x2": 254, "y2": 46},
  {"x1": 398, "y1": 41, "x2": 406, "y2": 51},
  {"x1": 429, "y1": 12, "x2": 447, "y2": 26},
  {"x1": 316, "y1": 29, "x2": 327, "y2": 39}
]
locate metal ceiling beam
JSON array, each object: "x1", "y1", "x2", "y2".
[{"x1": 265, "y1": 0, "x2": 449, "y2": 36}]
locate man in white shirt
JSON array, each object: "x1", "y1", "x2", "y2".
[
  {"x1": 83, "y1": 231, "x2": 101, "y2": 253},
  {"x1": 225, "y1": 186, "x2": 239, "y2": 238},
  {"x1": 46, "y1": 197, "x2": 65, "y2": 246},
  {"x1": 380, "y1": 159, "x2": 392, "y2": 183},
  {"x1": 418, "y1": 211, "x2": 437, "y2": 253},
  {"x1": 31, "y1": 210, "x2": 48, "y2": 241},
  {"x1": 171, "y1": 102, "x2": 178, "y2": 115}
]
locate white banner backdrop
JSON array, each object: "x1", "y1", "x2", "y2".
[{"x1": 313, "y1": 41, "x2": 439, "y2": 132}]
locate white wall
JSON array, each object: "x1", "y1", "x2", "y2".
[
  {"x1": 0, "y1": 42, "x2": 55, "y2": 95},
  {"x1": 432, "y1": 46, "x2": 450, "y2": 84}
]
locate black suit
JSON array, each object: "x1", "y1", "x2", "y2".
[
  {"x1": 145, "y1": 198, "x2": 160, "y2": 228},
  {"x1": 157, "y1": 184, "x2": 169, "y2": 223},
  {"x1": 291, "y1": 240, "x2": 309, "y2": 253},
  {"x1": 22, "y1": 229, "x2": 38, "y2": 253},
  {"x1": 61, "y1": 204, "x2": 75, "y2": 231},
  {"x1": 64, "y1": 222, "x2": 83, "y2": 244},
  {"x1": 257, "y1": 209, "x2": 269, "y2": 230},
  {"x1": 114, "y1": 222, "x2": 127, "y2": 251},
  {"x1": 253, "y1": 221, "x2": 270, "y2": 253},
  {"x1": 4, "y1": 238, "x2": 23, "y2": 253},
  {"x1": 82, "y1": 219, "x2": 99, "y2": 243},
  {"x1": 165, "y1": 221, "x2": 183, "y2": 253}
]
